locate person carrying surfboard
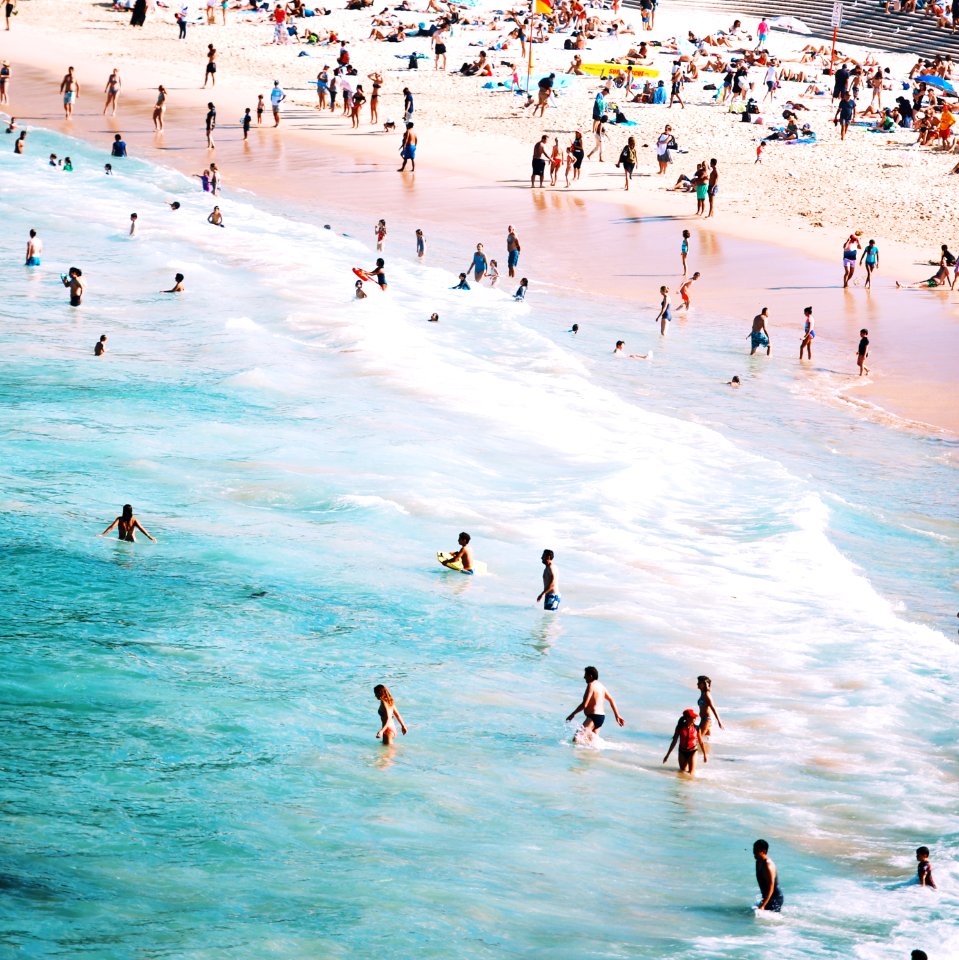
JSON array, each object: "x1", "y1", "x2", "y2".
[{"x1": 441, "y1": 532, "x2": 473, "y2": 573}]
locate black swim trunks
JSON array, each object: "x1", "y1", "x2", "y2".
[{"x1": 585, "y1": 713, "x2": 605, "y2": 729}]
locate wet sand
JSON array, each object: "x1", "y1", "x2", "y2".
[{"x1": 4, "y1": 51, "x2": 958, "y2": 436}]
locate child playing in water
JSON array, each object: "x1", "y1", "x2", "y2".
[
  {"x1": 678, "y1": 271, "x2": 700, "y2": 310},
  {"x1": 441, "y1": 531, "x2": 472, "y2": 572},
  {"x1": 374, "y1": 684, "x2": 407, "y2": 745},
  {"x1": 916, "y1": 846, "x2": 936, "y2": 888}
]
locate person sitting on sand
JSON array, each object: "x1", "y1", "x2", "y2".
[
  {"x1": 567, "y1": 54, "x2": 585, "y2": 75},
  {"x1": 896, "y1": 265, "x2": 951, "y2": 288},
  {"x1": 100, "y1": 504, "x2": 157, "y2": 543}
]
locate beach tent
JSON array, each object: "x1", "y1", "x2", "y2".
[{"x1": 768, "y1": 16, "x2": 812, "y2": 33}]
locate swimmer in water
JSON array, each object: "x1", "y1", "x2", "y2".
[
  {"x1": 374, "y1": 684, "x2": 408, "y2": 745},
  {"x1": 129, "y1": 212, "x2": 137, "y2": 236},
  {"x1": 207, "y1": 206, "x2": 225, "y2": 227},
  {"x1": 442, "y1": 531, "x2": 473, "y2": 573},
  {"x1": 569, "y1": 323, "x2": 579, "y2": 334},
  {"x1": 61, "y1": 267, "x2": 84, "y2": 306},
  {"x1": 355, "y1": 279, "x2": 367, "y2": 299},
  {"x1": 663, "y1": 708, "x2": 707, "y2": 773},
  {"x1": 100, "y1": 504, "x2": 157, "y2": 542},
  {"x1": 452, "y1": 272, "x2": 470, "y2": 291},
  {"x1": 727, "y1": 375, "x2": 741, "y2": 386},
  {"x1": 613, "y1": 340, "x2": 650, "y2": 359},
  {"x1": 428, "y1": 312, "x2": 439, "y2": 322},
  {"x1": 169, "y1": 201, "x2": 180, "y2": 210},
  {"x1": 566, "y1": 665, "x2": 625, "y2": 743},
  {"x1": 94, "y1": 334, "x2": 107, "y2": 356},
  {"x1": 163, "y1": 273, "x2": 185, "y2": 293}
]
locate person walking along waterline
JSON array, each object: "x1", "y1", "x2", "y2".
[
  {"x1": 799, "y1": 306, "x2": 815, "y2": 360},
  {"x1": 398, "y1": 123, "x2": 417, "y2": 172}
]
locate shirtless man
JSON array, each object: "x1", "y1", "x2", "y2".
[
  {"x1": 531, "y1": 134, "x2": 549, "y2": 188},
  {"x1": 749, "y1": 307, "x2": 771, "y2": 355},
  {"x1": 442, "y1": 531, "x2": 473, "y2": 573},
  {"x1": 706, "y1": 158, "x2": 719, "y2": 218},
  {"x1": 565, "y1": 666, "x2": 625, "y2": 743},
  {"x1": 536, "y1": 549, "x2": 560, "y2": 610},
  {"x1": 25, "y1": 228, "x2": 42, "y2": 266},
  {"x1": 60, "y1": 66, "x2": 80, "y2": 118},
  {"x1": 61, "y1": 267, "x2": 84, "y2": 307},
  {"x1": 753, "y1": 839, "x2": 784, "y2": 912}
]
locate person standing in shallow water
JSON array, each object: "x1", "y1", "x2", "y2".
[
  {"x1": 663, "y1": 708, "x2": 707, "y2": 772},
  {"x1": 62, "y1": 267, "x2": 84, "y2": 306},
  {"x1": 799, "y1": 306, "x2": 815, "y2": 360},
  {"x1": 100, "y1": 504, "x2": 157, "y2": 542},
  {"x1": 374, "y1": 684, "x2": 407, "y2": 745},
  {"x1": 536, "y1": 549, "x2": 560, "y2": 610},
  {"x1": 696, "y1": 675, "x2": 724, "y2": 737},
  {"x1": 749, "y1": 307, "x2": 771, "y2": 356},
  {"x1": 753, "y1": 839, "x2": 784, "y2": 912}
]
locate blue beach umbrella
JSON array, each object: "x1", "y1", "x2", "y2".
[{"x1": 917, "y1": 74, "x2": 956, "y2": 94}]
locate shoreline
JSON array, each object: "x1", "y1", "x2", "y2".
[{"x1": 2, "y1": 7, "x2": 957, "y2": 436}]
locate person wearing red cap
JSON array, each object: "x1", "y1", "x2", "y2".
[{"x1": 663, "y1": 708, "x2": 708, "y2": 773}]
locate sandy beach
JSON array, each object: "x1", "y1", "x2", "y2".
[{"x1": 1, "y1": 0, "x2": 958, "y2": 432}]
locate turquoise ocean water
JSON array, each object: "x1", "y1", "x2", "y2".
[{"x1": 1, "y1": 128, "x2": 957, "y2": 959}]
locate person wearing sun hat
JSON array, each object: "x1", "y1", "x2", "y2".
[{"x1": 663, "y1": 708, "x2": 708, "y2": 774}]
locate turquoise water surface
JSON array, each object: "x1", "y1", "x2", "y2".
[{"x1": 1, "y1": 129, "x2": 957, "y2": 959}]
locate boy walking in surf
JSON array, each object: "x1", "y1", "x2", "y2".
[{"x1": 566, "y1": 666, "x2": 625, "y2": 743}]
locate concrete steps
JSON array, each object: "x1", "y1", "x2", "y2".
[{"x1": 626, "y1": 0, "x2": 959, "y2": 60}]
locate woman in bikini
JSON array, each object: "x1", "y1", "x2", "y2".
[
  {"x1": 663, "y1": 709, "x2": 707, "y2": 773},
  {"x1": 100, "y1": 504, "x2": 157, "y2": 543},
  {"x1": 367, "y1": 71, "x2": 383, "y2": 123},
  {"x1": 103, "y1": 69, "x2": 121, "y2": 116},
  {"x1": 696, "y1": 675, "x2": 724, "y2": 737},
  {"x1": 374, "y1": 684, "x2": 407, "y2": 745}
]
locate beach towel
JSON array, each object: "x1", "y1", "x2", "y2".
[{"x1": 783, "y1": 135, "x2": 817, "y2": 144}]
